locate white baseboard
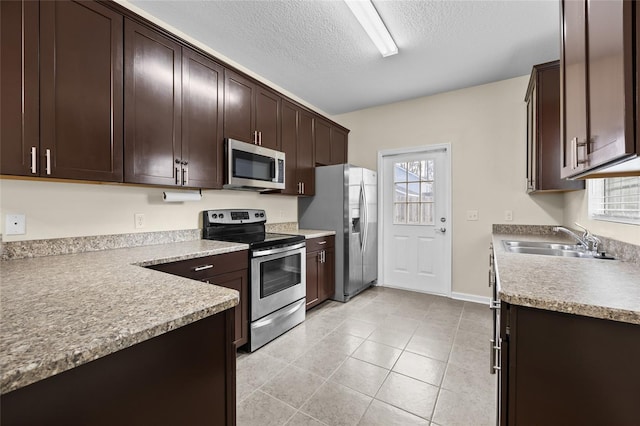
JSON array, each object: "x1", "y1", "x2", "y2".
[{"x1": 451, "y1": 292, "x2": 491, "y2": 305}]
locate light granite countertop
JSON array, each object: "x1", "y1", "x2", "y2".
[
  {"x1": 492, "y1": 233, "x2": 640, "y2": 325},
  {"x1": 295, "y1": 229, "x2": 337, "y2": 239},
  {"x1": 0, "y1": 239, "x2": 248, "y2": 395}
]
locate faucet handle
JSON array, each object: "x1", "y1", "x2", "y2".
[
  {"x1": 574, "y1": 222, "x2": 591, "y2": 239},
  {"x1": 574, "y1": 222, "x2": 589, "y2": 234}
]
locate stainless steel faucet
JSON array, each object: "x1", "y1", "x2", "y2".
[{"x1": 553, "y1": 223, "x2": 601, "y2": 253}]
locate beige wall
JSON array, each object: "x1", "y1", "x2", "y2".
[
  {"x1": 563, "y1": 190, "x2": 640, "y2": 245},
  {"x1": 0, "y1": 179, "x2": 297, "y2": 242},
  {"x1": 333, "y1": 75, "x2": 566, "y2": 299}
]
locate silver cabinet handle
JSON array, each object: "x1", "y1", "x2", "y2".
[
  {"x1": 194, "y1": 264, "x2": 214, "y2": 272},
  {"x1": 489, "y1": 339, "x2": 496, "y2": 374},
  {"x1": 259, "y1": 131, "x2": 262, "y2": 146},
  {"x1": 45, "y1": 149, "x2": 52, "y2": 175},
  {"x1": 181, "y1": 161, "x2": 188, "y2": 186},
  {"x1": 297, "y1": 182, "x2": 301, "y2": 194},
  {"x1": 317, "y1": 241, "x2": 327, "y2": 245},
  {"x1": 572, "y1": 137, "x2": 587, "y2": 169},
  {"x1": 30, "y1": 147, "x2": 37, "y2": 174},
  {"x1": 301, "y1": 182, "x2": 304, "y2": 194}
]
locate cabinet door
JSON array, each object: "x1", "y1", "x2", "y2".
[
  {"x1": 585, "y1": 0, "x2": 635, "y2": 168},
  {"x1": 314, "y1": 118, "x2": 331, "y2": 166},
  {"x1": 560, "y1": 0, "x2": 588, "y2": 178},
  {"x1": 40, "y1": 1, "x2": 123, "y2": 182},
  {"x1": 0, "y1": 0, "x2": 39, "y2": 176},
  {"x1": 281, "y1": 100, "x2": 299, "y2": 195},
  {"x1": 206, "y1": 269, "x2": 249, "y2": 348},
  {"x1": 298, "y1": 110, "x2": 315, "y2": 195},
  {"x1": 330, "y1": 127, "x2": 348, "y2": 165},
  {"x1": 124, "y1": 19, "x2": 182, "y2": 186},
  {"x1": 318, "y1": 247, "x2": 335, "y2": 302},
  {"x1": 255, "y1": 86, "x2": 280, "y2": 150},
  {"x1": 182, "y1": 48, "x2": 224, "y2": 189},
  {"x1": 525, "y1": 87, "x2": 536, "y2": 192},
  {"x1": 530, "y1": 63, "x2": 584, "y2": 192},
  {"x1": 224, "y1": 70, "x2": 255, "y2": 144},
  {"x1": 305, "y1": 250, "x2": 319, "y2": 309}
]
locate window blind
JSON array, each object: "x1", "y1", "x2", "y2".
[{"x1": 589, "y1": 177, "x2": 640, "y2": 224}]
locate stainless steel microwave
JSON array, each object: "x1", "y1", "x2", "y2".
[{"x1": 224, "y1": 138, "x2": 285, "y2": 191}]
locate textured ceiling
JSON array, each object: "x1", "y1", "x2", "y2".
[{"x1": 128, "y1": 0, "x2": 560, "y2": 115}]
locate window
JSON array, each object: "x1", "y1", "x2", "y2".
[
  {"x1": 588, "y1": 177, "x2": 640, "y2": 225},
  {"x1": 393, "y1": 160, "x2": 435, "y2": 225}
]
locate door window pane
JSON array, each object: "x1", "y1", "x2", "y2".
[
  {"x1": 421, "y1": 203, "x2": 434, "y2": 225},
  {"x1": 394, "y1": 203, "x2": 406, "y2": 223},
  {"x1": 394, "y1": 183, "x2": 407, "y2": 202},
  {"x1": 393, "y1": 160, "x2": 436, "y2": 225}
]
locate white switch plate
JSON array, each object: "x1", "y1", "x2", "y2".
[
  {"x1": 505, "y1": 210, "x2": 513, "y2": 221},
  {"x1": 6, "y1": 214, "x2": 26, "y2": 235},
  {"x1": 466, "y1": 210, "x2": 479, "y2": 221},
  {"x1": 134, "y1": 213, "x2": 145, "y2": 229}
]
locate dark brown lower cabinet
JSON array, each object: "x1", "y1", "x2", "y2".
[
  {"x1": 306, "y1": 236, "x2": 335, "y2": 310},
  {"x1": 1, "y1": 310, "x2": 236, "y2": 426},
  {"x1": 147, "y1": 250, "x2": 249, "y2": 349},
  {"x1": 500, "y1": 303, "x2": 640, "y2": 425}
]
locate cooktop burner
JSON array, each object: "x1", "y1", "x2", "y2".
[{"x1": 202, "y1": 209, "x2": 304, "y2": 250}]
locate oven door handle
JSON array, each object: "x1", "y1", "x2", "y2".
[
  {"x1": 252, "y1": 298, "x2": 306, "y2": 329},
  {"x1": 252, "y1": 242, "x2": 306, "y2": 258}
]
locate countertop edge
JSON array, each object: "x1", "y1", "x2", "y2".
[
  {"x1": 1, "y1": 240, "x2": 248, "y2": 395},
  {"x1": 492, "y1": 233, "x2": 640, "y2": 326}
]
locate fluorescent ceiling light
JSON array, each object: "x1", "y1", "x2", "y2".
[{"x1": 345, "y1": 0, "x2": 398, "y2": 57}]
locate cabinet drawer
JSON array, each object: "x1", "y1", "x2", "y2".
[
  {"x1": 149, "y1": 250, "x2": 248, "y2": 280},
  {"x1": 306, "y1": 235, "x2": 335, "y2": 252}
]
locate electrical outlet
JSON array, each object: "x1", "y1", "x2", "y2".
[
  {"x1": 505, "y1": 210, "x2": 513, "y2": 221},
  {"x1": 466, "y1": 210, "x2": 479, "y2": 221},
  {"x1": 5, "y1": 214, "x2": 26, "y2": 235},
  {"x1": 134, "y1": 213, "x2": 145, "y2": 229}
]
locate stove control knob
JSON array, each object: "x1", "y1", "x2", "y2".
[
  {"x1": 255, "y1": 213, "x2": 259, "y2": 218},
  {"x1": 260, "y1": 213, "x2": 265, "y2": 217},
  {"x1": 219, "y1": 213, "x2": 224, "y2": 219},
  {"x1": 212, "y1": 213, "x2": 218, "y2": 219}
]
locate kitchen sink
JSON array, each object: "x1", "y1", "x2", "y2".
[
  {"x1": 502, "y1": 240, "x2": 597, "y2": 259},
  {"x1": 503, "y1": 240, "x2": 581, "y2": 250}
]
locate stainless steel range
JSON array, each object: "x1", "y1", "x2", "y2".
[{"x1": 203, "y1": 209, "x2": 306, "y2": 351}]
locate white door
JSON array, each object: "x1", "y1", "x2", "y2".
[{"x1": 380, "y1": 146, "x2": 451, "y2": 295}]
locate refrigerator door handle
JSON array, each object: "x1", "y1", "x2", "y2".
[{"x1": 360, "y1": 180, "x2": 367, "y2": 252}]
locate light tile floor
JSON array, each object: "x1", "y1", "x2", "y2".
[{"x1": 236, "y1": 286, "x2": 497, "y2": 426}]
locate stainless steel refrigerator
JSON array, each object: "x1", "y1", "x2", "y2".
[{"x1": 298, "y1": 164, "x2": 377, "y2": 302}]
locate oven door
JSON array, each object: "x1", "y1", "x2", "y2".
[{"x1": 251, "y1": 243, "x2": 306, "y2": 321}]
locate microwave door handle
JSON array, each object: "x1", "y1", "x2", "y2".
[{"x1": 271, "y1": 158, "x2": 276, "y2": 182}]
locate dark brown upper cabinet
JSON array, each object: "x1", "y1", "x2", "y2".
[
  {"x1": 330, "y1": 127, "x2": 348, "y2": 165},
  {"x1": 224, "y1": 70, "x2": 281, "y2": 150},
  {"x1": 560, "y1": 0, "x2": 638, "y2": 179},
  {"x1": 315, "y1": 118, "x2": 349, "y2": 166},
  {"x1": 124, "y1": 19, "x2": 182, "y2": 186},
  {"x1": 181, "y1": 49, "x2": 225, "y2": 189},
  {"x1": 314, "y1": 118, "x2": 332, "y2": 166},
  {"x1": 525, "y1": 61, "x2": 583, "y2": 193},
  {"x1": 124, "y1": 19, "x2": 224, "y2": 188},
  {"x1": 1, "y1": 0, "x2": 124, "y2": 182},
  {"x1": 280, "y1": 100, "x2": 315, "y2": 196},
  {"x1": 1, "y1": 0, "x2": 39, "y2": 177},
  {"x1": 298, "y1": 109, "x2": 316, "y2": 194}
]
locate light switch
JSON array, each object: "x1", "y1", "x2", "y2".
[{"x1": 466, "y1": 210, "x2": 479, "y2": 221}]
